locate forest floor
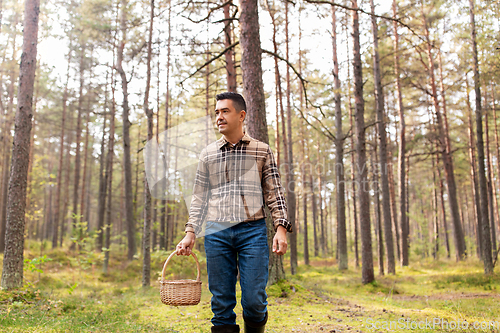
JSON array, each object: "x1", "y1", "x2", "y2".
[{"x1": 1, "y1": 243, "x2": 500, "y2": 332}]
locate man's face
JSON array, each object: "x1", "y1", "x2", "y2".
[{"x1": 215, "y1": 99, "x2": 245, "y2": 135}]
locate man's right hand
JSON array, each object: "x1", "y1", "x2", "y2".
[{"x1": 176, "y1": 232, "x2": 196, "y2": 256}]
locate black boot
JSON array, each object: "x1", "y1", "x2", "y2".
[
  {"x1": 243, "y1": 311, "x2": 268, "y2": 333},
  {"x1": 211, "y1": 324, "x2": 240, "y2": 333}
]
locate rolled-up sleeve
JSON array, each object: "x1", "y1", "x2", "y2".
[
  {"x1": 261, "y1": 146, "x2": 291, "y2": 232},
  {"x1": 185, "y1": 151, "x2": 210, "y2": 235}
]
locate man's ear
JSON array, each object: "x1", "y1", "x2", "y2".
[{"x1": 241, "y1": 110, "x2": 246, "y2": 122}]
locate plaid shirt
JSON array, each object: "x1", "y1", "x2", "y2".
[{"x1": 185, "y1": 132, "x2": 291, "y2": 235}]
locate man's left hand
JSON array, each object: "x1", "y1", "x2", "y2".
[{"x1": 272, "y1": 225, "x2": 288, "y2": 255}]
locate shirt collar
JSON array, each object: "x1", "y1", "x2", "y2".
[{"x1": 217, "y1": 132, "x2": 252, "y2": 150}]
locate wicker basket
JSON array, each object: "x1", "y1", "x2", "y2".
[{"x1": 160, "y1": 250, "x2": 202, "y2": 306}]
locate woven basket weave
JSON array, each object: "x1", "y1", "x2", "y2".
[{"x1": 160, "y1": 250, "x2": 202, "y2": 306}]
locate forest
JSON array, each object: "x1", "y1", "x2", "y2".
[{"x1": 1, "y1": 0, "x2": 500, "y2": 331}]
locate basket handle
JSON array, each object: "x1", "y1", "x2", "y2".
[{"x1": 161, "y1": 250, "x2": 201, "y2": 282}]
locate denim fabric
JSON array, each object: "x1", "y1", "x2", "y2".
[{"x1": 204, "y1": 218, "x2": 269, "y2": 327}]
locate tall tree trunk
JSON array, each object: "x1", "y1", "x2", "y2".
[
  {"x1": 70, "y1": 47, "x2": 85, "y2": 251},
  {"x1": 317, "y1": 140, "x2": 326, "y2": 256},
  {"x1": 393, "y1": 0, "x2": 407, "y2": 267},
  {"x1": 239, "y1": 0, "x2": 285, "y2": 283},
  {"x1": 485, "y1": 108, "x2": 497, "y2": 254},
  {"x1": 466, "y1": 79, "x2": 482, "y2": 257},
  {"x1": 60, "y1": 111, "x2": 73, "y2": 247},
  {"x1": 492, "y1": 86, "x2": 500, "y2": 255},
  {"x1": 371, "y1": 140, "x2": 384, "y2": 275},
  {"x1": 351, "y1": 0, "x2": 374, "y2": 284},
  {"x1": 264, "y1": 0, "x2": 281, "y2": 169},
  {"x1": 387, "y1": 153, "x2": 401, "y2": 261},
  {"x1": 345, "y1": 22, "x2": 359, "y2": 268},
  {"x1": 116, "y1": 0, "x2": 136, "y2": 261},
  {"x1": 469, "y1": 0, "x2": 493, "y2": 273},
  {"x1": 298, "y1": 8, "x2": 309, "y2": 266},
  {"x1": 103, "y1": 69, "x2": 116, "y2": 274},
  {"x1": 160, "y1": 0, "x2": 172, "y2": 251},
  {"x1": 284, "y1": 0, "x2": 297, "y2": 274},
  {"x1": 96, "y1": 76, "x2": 109, "y2": 252},
  {"x1": 436, "y1": 149, "x2": 451, "y2": 258},
  {"x1": 432, "y1": 154, "x2": 439, "y2": 259},
  {"x1": 80, "y1": 96, "x2": 91, "y2": 226},
  {"x1": 142, "y1": 0, "x2": 154, "y2": 288},
  {"x1": 53, "y1": 43, "x2": 72, "y2": 249},
  {"x1": 310, "y1": 172, "x2": 319, "y2": 257},
  {"x1": 0, "y1": 13, "x2": 18, "y2": 253},
  {"x1": 1, "y1": 0, "x2": 39, "y2": 289},
  {"x1": 300, "y1": 126, "x2": 309, "y2": 265},
  {"x1": 223, "y1": 0, "x2": 236, "y2": 92},
  {"x1": 332, "y1": 5, "x2": 347, "y2": 270},
  {"x1": 370, "y1": 0, "x2": 395, "y2": 274},
  {"x1": 422, "y1": 4, "x2": 466, "y2": 260}
]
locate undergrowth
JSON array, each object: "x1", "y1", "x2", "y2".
[{"x1": 0, "y1": 246, "x2": 499, "y2": 332}]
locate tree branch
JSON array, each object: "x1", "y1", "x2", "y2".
[
  {"x1": 180, "y1": 42, "x2": 239, "y2": 85},
  {"x1": 262, "y1": 49, "x2": 327, "y2": 118},
  {"x1": 182, "y1": 0, "x2": 236, "y2": 24},
  {"x1": 303, "y1": 0, "x2": 426, "y2": 44}
]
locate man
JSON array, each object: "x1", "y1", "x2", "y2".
[{"x1": 176, "y1": 92, "x2": 291, "y2": 333}]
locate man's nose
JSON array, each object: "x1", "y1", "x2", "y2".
[{"x1": 216, "y1": 113, "x2": 224, "y2": 122}]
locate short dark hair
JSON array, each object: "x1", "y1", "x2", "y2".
[{"x1": 216, "y1": 92, "x2": 246, "y2": 112}]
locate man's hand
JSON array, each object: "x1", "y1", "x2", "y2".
[
  {"x1": 272, "y1": 225, "x2": 288, "y2": 255},
  {"x1": 176, "y1": 232, "x2": 196, "y2": 256}
]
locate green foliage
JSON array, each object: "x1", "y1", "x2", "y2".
[
  {"x1": 23, "y1": 255, "x2": 52, "y2": 274},
  {"x1": 7, "y1": 246, "x2": 500, "y2": 332}
]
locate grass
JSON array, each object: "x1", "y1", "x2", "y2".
[{"x1": 1, "y1": 247, "x2": 500, "y2": 332}]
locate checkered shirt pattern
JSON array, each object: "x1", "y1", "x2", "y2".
[{"x1": 184, "y1": 132, "x2": 291, "y2": 235}]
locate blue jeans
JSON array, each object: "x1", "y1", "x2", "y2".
[{"x1": 204, "y1": 218, "x2": 269, "y2": 326}]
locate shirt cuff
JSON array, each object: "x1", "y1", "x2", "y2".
[
  {"x1": 184, "y1": 223, "x2": 199, "y2": 236},
  {"x1": 274, "y1": 218, "x2": 292, "y2": 233}
]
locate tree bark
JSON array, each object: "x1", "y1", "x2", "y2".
[
  {"x1": 345, "y1": 22, "x2": 359, "y2": 268},
  {"x1": 0, "y1": 13, "x2": 18, "y2": 253},
  {"x1": 160, "y1": 0, "x2": 172, "y2": 251},
  {"x1": 332, "y1": 6, "x2": 347, "y2": 270},
  {"x1": 485, "y1": 108, "x2": 497, "y2": 254},
  {"x1": 422, "y1": 4, "x2": 466, "y2": 260},
  {"x1": 53, "y1": 43, "x2": 72, "y2": 249},
  {"x1": 491, "y1": 86, "x2": 500, "y2": 255},
  {"x1": 1, "y1": 0, "x2": 39, "y2": 289},
  {"x1": 469, "y1": 0, "x2": 493, "y2": 273},
  {"x1": 436, "y1": 148, "x2": 450, "y2": 258},
  {"x1": 370, "y1": 0, "x2": 395, "y2": 274},
  {"x1": 80, "y1": 95, "x2": 91, "y2": 226},
  {"x1": 71, "y1": 48, "x2": 85, "y2": 250},
  {"x1": 96, "y1": 80, "x2": 108, "y2": 252},
  {"x1": 371, "y1": 140, "x2": 384, "y2": 275},
  {"x1": 351, "y1": 0, "x2": 374, "y2": 284},
  {"x1": 284, "y1": 0, "x2": 298, "y2": 275},
  {"x1": 239, "y1": 0, "x2": 284, "y2": 283},
  {"x1": 432, "y1": 154, "x2": 439, "y2": 259},
  {"x1": 142, "y1": 0, "x2": 154, "y2": 288},
  {"x1": 393, "y1": 0, "x2": 407, "y2": 267},
  {"x1": 116, "y1": 0, "x2": 136, "y2": 261},
  {"x1": 103, "y1": 69, "x2": 116, "y2": 274},
  {"x1": 224, "y1": 0, "x2": 236, "y2": 92}
]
